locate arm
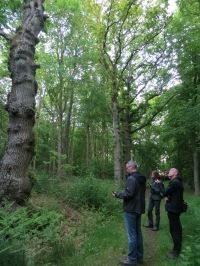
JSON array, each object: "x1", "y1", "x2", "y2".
[
  {"x1": 164, "y1": 180, "x2": 180, "y2": 197},
  {"x1": 114, "y1": 176, "x2": 137, "y2": 199}
]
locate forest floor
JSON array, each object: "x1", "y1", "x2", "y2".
[
  {"x1": 31, "y1": 182, "x2": 194, "y2": 266},
  {"x1": 143, "y1": 226, "x2": 158, "y2": 265},
  {"x1": 34, "y1": 192, "x2": 163, "y2": 265}
]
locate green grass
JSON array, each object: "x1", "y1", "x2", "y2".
[
  {"x1": 1, "y1": 174, "x2": 199, "y2": 266},
  {"x1": 64, "y1": 212, "x2": 127, "y2": 266},
  {"x1": 7, "y1": 176, "x2": 198, "y2": 266},
  {"x1": 59, "y1": 186, "x2": 200, "y2": 266},
  {"x1": 143, "y1": 191, "x2": 200, "y2": 266}
]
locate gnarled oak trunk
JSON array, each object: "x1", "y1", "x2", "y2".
[{"x1": 0, "y1": 0, "x2": 46, "y2": 204}]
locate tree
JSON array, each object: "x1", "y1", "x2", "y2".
[
  {"x1": 0, "y1": 0, "x2": 47, "y2": 204},
  {"x1": 95, "y1": 0, "x2": 172, "y2": 183},
  {"x1": 163, "y1": 0, "x2": 200, "y2": 195}
]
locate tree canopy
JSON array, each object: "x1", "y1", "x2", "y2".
[{"x1": 0, "y1": 0, "x2": 199, "y2": 201}]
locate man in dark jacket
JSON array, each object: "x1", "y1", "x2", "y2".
[
  {"x1": 164, "y1": 168, "x2": 184, "y2": 259},
  {"x1": 144, "y1": 170, "x2": 165, "y2": 231},
  {"x1": 112, "y1": 160, "x2": 146, "y2": 266}
]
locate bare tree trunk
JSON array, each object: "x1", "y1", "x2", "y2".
[
  {"x1": 112, "y1": 100, "x2": 122, "y2": 184},
  {"x1": 0, "y1": 0, "x2": 47, "y2": 204},
  {"x1": 86, "y1": 124, "x2": 91, "y2": 167},
  {"x1": 64, "y1": 87, "x2": 74, "y2": 163},
  {"x1": 122, "y1": 113, "x2": 132, "y2": 163},
  {"x1": 193, "y1": 148, "x2": 200, "y2": 196}
]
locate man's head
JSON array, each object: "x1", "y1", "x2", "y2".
[
  {"x1": 168, "y1": 168, "x2": 178, "y2": 180},
  {"x1": 126, "y1": 160, "x2": 137, "y2": 173}
]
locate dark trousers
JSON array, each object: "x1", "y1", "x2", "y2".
[
  {"x1": 167, "y1": 212, "x2": 182, "y2": 254},
  {"x1": 147, "y1": 198, "x2": 161, "y2": 228}
]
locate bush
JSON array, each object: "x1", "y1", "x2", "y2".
[
  {"x1": 0, "y1": 203, "x2": 64, "y2": 266},
  {"x1": 65, "y1": 176, "x2": 119, "y2": 214},
  {"x1": 180, "y1": 199, "x2": 200, "y2": 266},
  {"x1": 86, "y1": 159, "x2": 114, "y2": 179},
  {"x1": 32, "y1": 171, "x2": 67, "y2": 199}
]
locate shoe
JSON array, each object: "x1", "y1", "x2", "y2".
[
  {"x1": 168, "y1": 249, "x2": 174, "y2": 255},
  {"x1": 167, "y1": 251, "x2": 179, "y2": 259},
  {"x1": 152, "y1": 227, "x2": 159, "y2": 231},
  {"x1": 143, "y1": 224, "x2": 153, "y2": 228},
  {"x1": 119, "y1": 259, "x2": 137, "y2": 266}
]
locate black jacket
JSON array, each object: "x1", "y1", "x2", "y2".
[
  {"x1": 164, "y1": 177, "x2": 183, "y2": 213},
  {"x1": 150, "y1": 181, "x2": 165, "y2": 201},
  {"x1": 115, "y1": 172, "x2": 146, "y2": 214}
]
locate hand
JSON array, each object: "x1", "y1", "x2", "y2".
[{"x1": 112, "y1": 191, "x2": 116, "y2": 197}]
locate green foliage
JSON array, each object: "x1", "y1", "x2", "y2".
[
  {"x1": 56, "y1": 184, "x2": 200, "y2": 266},
  {"x1": 65, "y1": 176, "x2": 119, "y2": 213},
  {"x1": 159, "y1": 0, "x2": 200, "y2": 182},
  {"x1": 159, "y1": 84, "x2": 199, "y2": 181},
  {"x1": 0, "y1": 203, "x2": 64, "y2": 266},
  {"x1": 179, "y1": 197, "x2": 200, "y2": 265},
  {"x1": 72, "y1": 211, "x2": 126, "y2": 266},
  {"x1": 0, "y1": 0, "x2": 21, "y2": 26},
  {"x1": 86, "y1": 158, "x2": 114, "y2": 179},
  {"x1": 153, "y1": 192, "x2": 200, "y2": 266},
  {"x1": 1, "y1": 177, "x2": 198, "y2": 266},
  {"x1": 133, "y1": 128, "x2": 163, "y2": 176},
  {"x1": 45, "y1": 238, "x2": 76, "y2": 266},
  {"x1": 58, "y1": 205, "x2": 125, "y2": 266},
  {"x1": 33, "y1": 171, "x2": 67, "y2": 198}
]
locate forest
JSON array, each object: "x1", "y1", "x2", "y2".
[{"x1": 0, "y1": 0, "x2": 199, "y2": 265}]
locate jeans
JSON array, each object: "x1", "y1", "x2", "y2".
[
  {"x1": 168, "y1": 212, "x2": 182, "y2": 254},
  {"x1": 124, "y1": 212, "x2": 143, "y2": 263}
]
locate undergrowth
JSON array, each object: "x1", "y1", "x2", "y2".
[
  {"x1": 1, "y1": 173, "x2": 199, "y2": 266},
  {"x1": 64, "y1": 176, "x2": 120, "y2": 214},
  {"x1": 0, "y1": 202, "x2": 65, "y2": 266}
]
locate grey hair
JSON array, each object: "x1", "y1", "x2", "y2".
[
  {"x1": 126, "y1": 160, "x2": 138, "y2": 168},
  {"x1": 171, "y1": 167, "x2": 179, "y2": 176}
]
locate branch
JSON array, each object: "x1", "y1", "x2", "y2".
[
  {"x1": 115, "y1": 1, "x2": 135, "y2": 65},
  {"x1": 131, "y1": 93, "x2": 176, "y2": 133}
]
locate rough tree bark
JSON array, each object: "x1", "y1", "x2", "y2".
[{"x1": 0, "y1": 0, "x2": 47, "y2": 204}]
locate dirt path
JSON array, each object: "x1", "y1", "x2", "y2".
[
  {"x1": 142, "y1": 189, "x2": 160, "y2": 265},
  {"x1": 143, "y1": 226, "x2": 158, "y2": 265}
]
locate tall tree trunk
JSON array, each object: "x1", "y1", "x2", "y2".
[
  {"x1": 192, "y1": 56, "x2": 200, "y2": 196},
  {"x1": 57, "y1": 121, "x2": 62, "y2": 176},
  {"x1": 57, "y1": 56, "x2": 65, "y2": 176},
  {"x1": 122, "y1": 113, "x2": 132, "y2": 164},
  {"x1": 0, "y1": 0, "x2": 47, "y2": 204},
  {"x1": 121, "y1": 113, "x2": 132, "y2": 179},
  {"x1": 64, "y1": 87, "x2": 74, "y2": 163},
  {"x1": 112, "y1": 100, "x2": 122, "y2": 184},
  {"x1": 86, "y1": 124, "x2": 91, "y2": 167},
  {"x1": 193, "y1": 147, "x2": 200, "y2": 196}
]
